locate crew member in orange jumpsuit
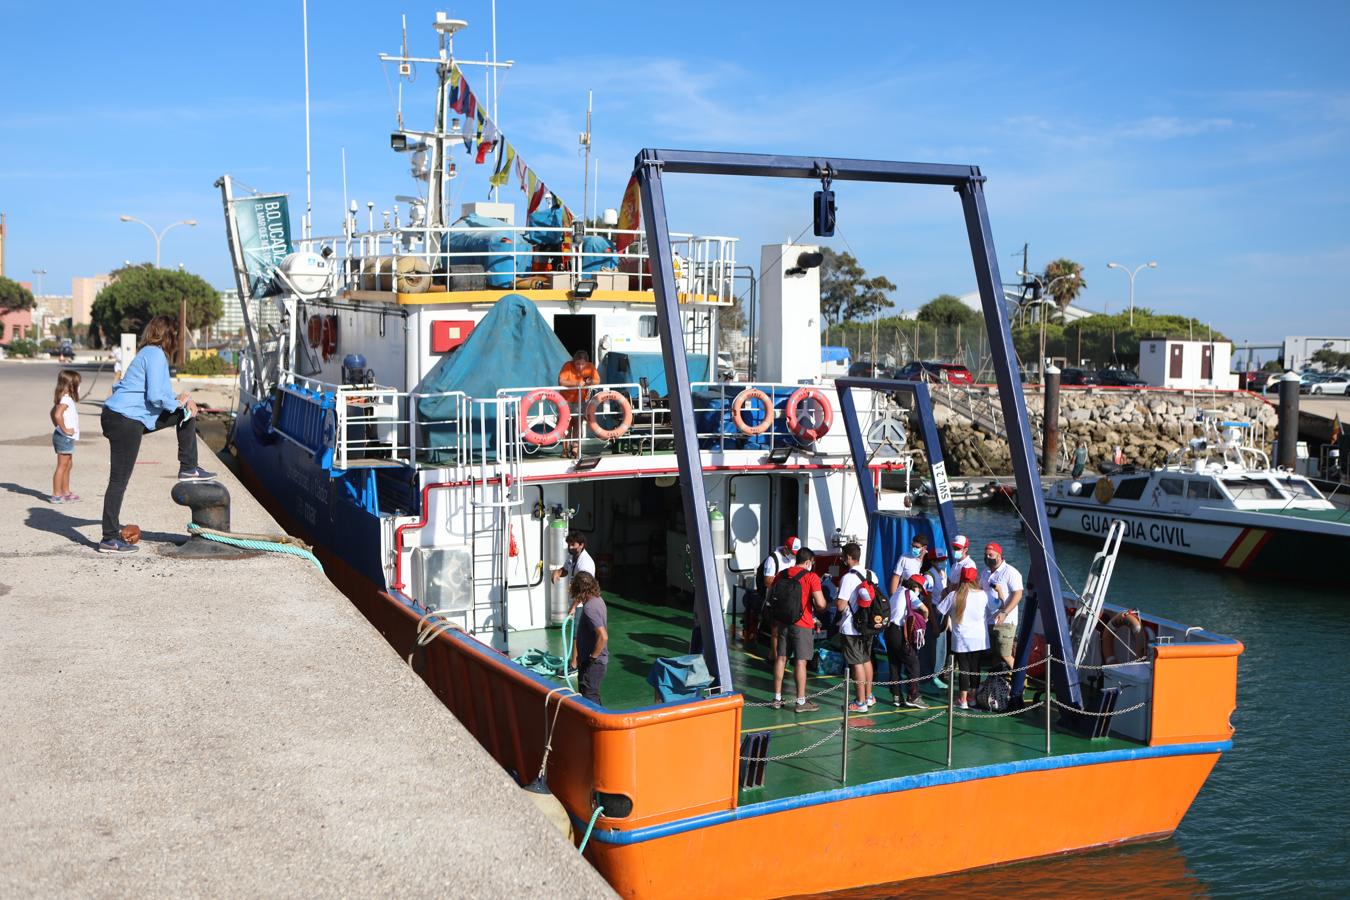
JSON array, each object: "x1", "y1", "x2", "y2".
[{"x1": 558, "y1": 349, "x2": 599, "y2": 456}]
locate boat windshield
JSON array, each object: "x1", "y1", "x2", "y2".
[
  {"x1": 1223, "y1": 477, "x2": 1287, "y2": 502},
  {"x1": 1280, "y1": 478, "x2": 1325, "y2": 501}
]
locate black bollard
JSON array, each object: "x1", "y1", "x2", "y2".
[
  {"x1": 171, "y1": 480, "x2": 231, "y2": 531},
  {"x1": 1277, "y1": 372, "x2": 1300, "y2": 470},
  {"x1": 1042, "y1": 365, "x2": 1062, "y2": 475}
]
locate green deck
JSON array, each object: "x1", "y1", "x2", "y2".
[{"x1": 507, "y1": 593, "x2": 1139, "y2": 804}]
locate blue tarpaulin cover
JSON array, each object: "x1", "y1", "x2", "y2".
[
  {"x1": 580, "y1": 235, "x2": 616, "y2": 272},
  {"x1": 601, "y1": 350, "x2": 708, "y2": 397},
  {"x1": 523, "y1": 206, "x2": 564, "y2": 246},
  {"x1": 440, "y1": 214, "x2": 531, "y2": 288},
  {"x1": 866, "y1": 512, "x2": 948, "y2": 586},
  {"x1": 415, "y1": 295, "x2": 572, "y2": 435},
  {"x1": 821, "y1": 346, "x2": 851, "y2": 363},
  {"x1": 646, "y1": 654, "x2": 714, "y2": 702}
]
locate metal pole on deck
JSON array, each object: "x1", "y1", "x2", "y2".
[
  {"x1": 946, "y1": 656, "x2": 955, "y2": 767},
  {"x1": 840, "y1": 667, "x2": 850, "y2": 785}
]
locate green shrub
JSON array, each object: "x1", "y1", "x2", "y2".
[
  {"x1": 5, "y1": 338, "x2": 39, "y2": 358},
  {"x1": 179, "y1": 354, "x2": 235, "y2": 376}
]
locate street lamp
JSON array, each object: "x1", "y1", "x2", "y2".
[
  {"x1": 118, "y1": 215, "x2": 198, "y2": 268},
  {"x1": 1017, "y1": 270, "x2": 1079, "y2": 376},
  {"x1": 31, "y1": 268, "x2": 46, "y2": 299},
  {"x1": 1106, "y1": 260, "x2": 1157, "y2": 326}
]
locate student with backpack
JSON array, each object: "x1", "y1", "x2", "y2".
[
  {"x1": 768, "y1": 546, "x2": 826, "y2": 712},
  {"x1": 745, "y1": 536, "x2": 802, "y2": 645},
  {"x1": 884, "y1": 574, "x2": 929, "y2": 708},
  {"x1": 836, "y1": 542, "x2": 888, "y2": 712}
]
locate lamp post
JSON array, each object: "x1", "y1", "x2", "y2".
[
  {"x1": 1017, "y1": 270, "x2": 1079, "y2": 378},
  {"x1": 31, "y1": 268, "x2": 46, "y2": 299},
  {"x1": 118, "y1": 215, "x2": 197, "y2": 268},
  {"x1": 1106, "y1": 260, "x2": 1157, "y2": 326}
]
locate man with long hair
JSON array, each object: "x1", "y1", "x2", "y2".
[{"x1": 98, "y1": 315, "x2": 215, "y2": 553}]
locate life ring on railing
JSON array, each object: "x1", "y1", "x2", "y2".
[
  {"x1": 307, "y1": 315, "x2": 323, "y2": 349},
  {"x1": 585, "y1": 390, "x2": 633, "y2": 440},
  {"x1": 731, "y1": 388, "x2": 774, "y2": 435},
  {"x1": 519, "y1": 389, "x2": 571, "y2": 446},
  {"x1": 786, "y1": 387, "x2": 833, "y2": 442},
  {"x1": 1102, "y1": 610, "x2": 1148, "y2": 664},
  {"x1": 321, "y1": 315, "x2": 339, "y2": 362}
]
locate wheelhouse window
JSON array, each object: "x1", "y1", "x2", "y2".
[
  {"x1": 1281, "y1": 478, "x2": 1324, "y2": 501},
  {"x1": 1114, "y1": 477, "x2": 1150, "y2": 501},
  {"x1": 638, "y1": 315, "x2": 658, "y2": 338},
  {"x1": 1158, "y1": 477, "x2": 1185, "y2": 497},
  {"x1": 1186, "y1": 480, "x2": 1216, "y2": 500},
  {"x1": 1223, "y1": 478, "x2": 1287, "y2": 502}
]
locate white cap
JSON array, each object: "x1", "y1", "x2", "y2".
[{"x1": 952, "y1": 534, "x2": 969, "y2": 550}]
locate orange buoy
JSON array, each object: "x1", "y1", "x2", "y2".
[
  {"x1": 731, "y1": 387, "x2": 773, "y2": 435},
  {"x1": 785, "y1": 387, "x2": 833, "y2": 442},
  {"x1": 520, "y1": 389, "x2": 571, "y2": 446},
  {"x1": 585, "y1": 390, "x2": 633, "y2": 440}
]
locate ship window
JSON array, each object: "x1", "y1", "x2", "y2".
[
  {"x1": 1158, "y1": 477, "x2": 1185, "y2": 497},
  {"x1": 1186, "y1": 480, "x2": 1215, "y2": 500},
  {"x1": 1225, "y1": 478, "x2": 1287, "y2": 501},
  {"x1": 639, "y1": 315, "x2": 658, "y2": 338},
  {"x1": 1282, "y1": 478, "x2": 1323, "y2": 500},
  {"x1": 1113, "y1": 477, "x2": 1149, "y2": 501}
]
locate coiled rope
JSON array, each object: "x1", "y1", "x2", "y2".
[{"x1": 186, "y1": 522, "x2": 324, "y2": 571}]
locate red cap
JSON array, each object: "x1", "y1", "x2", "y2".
[
  {"x1": 952, "y1": 534, "x2": 969, "y2": 550},
  {"x1": 959, "y1": 566, "x2": 979, "y2": 584},
  {"x1": 904, "y1": 574, "x2": 927, "y2": 590},
  {"x1": 784, "y1": 536, "x2": 802, "y2": 553},
  {"x1": 925, "y1": 549, "x2": 948, "y2": 563},
  {"x1": 986, "y1": 542, "x2": 1003, "y2": 556}
]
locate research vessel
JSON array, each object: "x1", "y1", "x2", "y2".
[{"x1": 217, "y1": 13, "x2": 1242, "y2": 897}]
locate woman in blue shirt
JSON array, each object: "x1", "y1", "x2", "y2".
[{"x1": 98, "y1": 315, "x2": 215, "y2": 553}]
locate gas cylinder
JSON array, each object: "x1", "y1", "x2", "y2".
[
  {"x1": 708, "y1": 503, "x2": 731, "y2": 613},
  {"x1": 546, "y1": 516, "x2": 570, "y2": 626}
]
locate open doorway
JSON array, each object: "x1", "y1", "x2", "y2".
[{"x1": 553, "y1": 314, "x2": 595, "y2": 360}]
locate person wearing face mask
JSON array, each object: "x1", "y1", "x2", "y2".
[
  {"x1": 888, "y1": 533, "x2": 928, "y2": 598},
  {"x1": 941, "y1": 534, "x2": 978, "y2": 599},
  {"x1": 980, "y1": 541, "x2": 1024, "y2": 671}
]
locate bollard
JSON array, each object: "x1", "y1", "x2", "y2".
[
  {"x1": 1042, "y1": 365, "x2": 1061, "y2": 475},
  {"x1": 840, "y1": 667, "x2": 850, "y2": 785},
  {"x1": 946, "y1": 656, "x2": 956, "y2": 767},
  {"x1": 171, "y1": 480, "x2": 231, "y2": 531},
  {"x1": 1277, "y1": 372, "x2": 1300, "y2": 471}
]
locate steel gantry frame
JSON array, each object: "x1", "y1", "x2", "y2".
[{"x1": 635, "y1": 149, "x2": 1082, "y2": 707}]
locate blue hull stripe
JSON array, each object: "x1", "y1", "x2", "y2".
[{"x1": 577, "y1": 739, "x2": 1231, "y2": 846}]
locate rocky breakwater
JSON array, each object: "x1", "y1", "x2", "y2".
[{"x1": 923, "y1": 388, "x2": 1275, "y2": 477}]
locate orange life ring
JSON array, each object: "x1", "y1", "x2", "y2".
[
  {"x1": 321, "y1": 315, "x2": 339, "y2": 361},
  {"x1": 786, "y1": 387, "x2": 833, "y2": 442},
  {"x1": 731, "y1": 388, "x2": 773, "y2": 435},
  {"x1": 585, "y1": 390, "x2": 633, "y2": 440},
  {"x1": 519, "y1": 389, "x2": 571, "y2": 446},
  {"x1": 1102, "y1": 610, "x2": 1147, "y2": 664},
  {"x1": 307, "y1": 315, "x2": 323, "y2": 348}
]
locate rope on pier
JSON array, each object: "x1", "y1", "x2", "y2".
[{"x1": 186, "y1": 522, "x2": 324, "y2": 571}]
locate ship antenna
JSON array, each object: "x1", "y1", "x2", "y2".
[
  {"x1": 301, "y1": 0, "x2": 313, "y2": 241},
  {"x1": 490, "y1": 0, "x2": 499, "y2": 201},
  {"x1": 580, "y1": 90, "x2": 592, "y2": 224}
]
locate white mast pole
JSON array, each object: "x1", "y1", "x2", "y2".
[
  {"x1": 581, "y1": 90, "x2": 592, "y2": 224},
  {"x1": 302, "y1": 0, "x2": 313, "y2": 241}
]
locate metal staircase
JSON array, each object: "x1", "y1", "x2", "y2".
[{"x1": 467, "y1": 398, "x2": 524, "y2": 640}]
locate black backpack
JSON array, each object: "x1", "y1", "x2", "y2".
[
  {"x1": 976, "y1": 662, "x2": 1013, "y2": 712},
  {"x1": 849, "y1": 568, "x2": 890, "y2": 636},
  {"x1": 768, "y1": 569, "x2": 809, "y2": 626}
]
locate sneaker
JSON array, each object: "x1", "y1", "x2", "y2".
[
  {"x1": 794, "y1": 700, "x2": 819, "y2": 713},
  {"x1": 97, "y1": 538, "x2": 139, "y2": 554},
  {"x1": 957, "y1": 698, "x2": 969, "y2": 710},
  {"x1": 904, "y1": 696, "x2": 928, "y2": 709},
  {"x1": 892, "y1": 695, "x2": 905, "y2": 707},
  {"x1": 177, "y1": 466, "x2": 217, "y2": 481},
  {"x1": 62, "y1": 493, "x2": 80, "y2": 501},
  {"x1": 932, "y1": 676, "x2": 948, "y2": 690},
  {"x1": 48, "y1": 495, "x2": 64, "y2": 504},
  {"x1": 866, "y1": 695, "x2": 877, "y2": 708},
  {"x1": 771, "y1": 698, "x2": 783, "y2": 710},
  {"x1": 847, "y1": 700, "x2": 868, "y2": 713}
]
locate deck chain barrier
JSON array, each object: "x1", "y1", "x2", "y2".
[
  {"x1": 1051, "y1": 696, "x2": 1149, "y2": 716},
  {"x1": 739, "y1": 726, "x2": 844, "y2": 762},
  {"x1": 952, "y1": 699, "x2": 1046, "y2": 719},
  {"x1": 848, "y1": 710, "x2": 947, "y2": 734},
  {"x1": 743, "y1": 680, "x2": 845, "y2": 708}
]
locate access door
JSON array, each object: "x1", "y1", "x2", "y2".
[
  {"x1": 552, "y1": 314, "x2": 595, "y2": 360},
  {"x1": 1201, "y1": 344, "x2": 1213, "y2": 380},
  {"x1": 728, "y1": 474, "x2": 770, "y2": 573},
  {"x1": 1169, "y1": 344, "x2": 1184, "y2": 379}
]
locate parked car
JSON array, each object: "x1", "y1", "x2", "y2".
[
  {"x1": 847, "y1": 360, "x2": 900, "y2": 379},
  {"x1": 897, "y1": 360, "x2": 975, "y2": 385},
  {"x1": 1308, "y1": 373, "x2": 1350, "y2": 395},
  {"x1": 1060, "y1": 367, "x2": 1098, "y2": 386},
  {"x1": 1096, "y1": 368, "x2": 1146, "y2": 387}
]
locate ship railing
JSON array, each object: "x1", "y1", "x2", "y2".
[{"x1": 301, "y1": 222, "x2": 738, "y2": 304}]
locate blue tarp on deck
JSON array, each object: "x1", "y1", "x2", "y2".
[
  {"x1": 440, "y1": 214, "x2": 531, "y2": 288},
  {"x1": 866, "y1": 512, "x2": 948, "y2": 586},
  {"x1": 415, "y1": 295, "x2": 571, "y2": 442}
]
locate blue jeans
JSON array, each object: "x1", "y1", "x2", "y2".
[{"x1": 52, "y1": 429, "x2": 75, "y2": 455}]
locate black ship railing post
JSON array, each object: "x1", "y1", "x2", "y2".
[
  {"x1": 840, "y1": 666, "x2": 850, "y2": 785},
  {"x1": 946, "y1": 655, "x2": 955, "y2": 767}
]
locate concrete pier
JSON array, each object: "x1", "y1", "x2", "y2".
[{"x1": 0, "y1": 361, "x2": 611, "y2": 897}]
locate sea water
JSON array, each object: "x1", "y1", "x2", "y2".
[{"x1": 860, "y1": 505, "x2": 1350, "y2": 897}]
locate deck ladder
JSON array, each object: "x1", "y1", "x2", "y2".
[
  {"x1": 1071, "y1": 519, "x2": 1125, "y2": 666},
  {"x1": 467, "y1": 398, "x2": 524, "y2": 640}
]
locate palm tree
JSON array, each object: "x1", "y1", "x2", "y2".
[{"x1": 1042, "y1": 259, "x2": 1086, "y2": 313}]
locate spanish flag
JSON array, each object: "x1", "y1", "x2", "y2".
[
  {"x1": 615, "y1": 172, "x2": 642, "y2": 252},
  {"x1": 1333, "y1": 413, "x2": 1343, "y2": 446}
]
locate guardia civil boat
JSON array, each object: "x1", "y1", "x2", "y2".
[
  {"x1": 1043, "y1": 414, "x2": 1349, "y2": 579},
  {"x1": 215, "y1": 12, "x2": 1242, "y2": 897}
]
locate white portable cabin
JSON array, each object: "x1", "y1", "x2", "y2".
[{"x1": 1138, "y1": 339, "x2": 1238, "y2": 390}]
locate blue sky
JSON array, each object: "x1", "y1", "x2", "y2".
[{"x1": 1, "y1": 0, "x2": 1347, "y2": 346}]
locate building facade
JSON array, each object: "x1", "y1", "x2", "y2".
[
  {"x1": 1283, "y1": 336, "x2": 1350, "y2": 371},
  {"x1": 1138, "y1": 338, "x2": 1238, "y2": 390},
  {"x1": 216, "y1": 288, "x2": 282, "y2": 338},
  {"x1": 71, "y1": 274, "x2": 113, "y2": 326}
]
